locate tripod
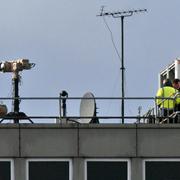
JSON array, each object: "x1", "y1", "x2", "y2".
[{"x1": 0, "y1": 72, "x2": 33, "y2": 123}]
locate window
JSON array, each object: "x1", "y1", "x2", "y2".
[
  {"x1": 144, "y1": 159, "x2": 180, "y2": 180},
  {"x1": 27, "y1": 159, "x2": 72, "y2": 180},
  {"x1": 85, "y1": 159, "x2": 130, "y2": 180},
  {"x1": 0, "y1": 159, "x2": 13, "y2": 180}
]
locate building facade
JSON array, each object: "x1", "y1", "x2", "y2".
[{"x1": 1, "y1": 123, "x2": 180, "y2": 180}]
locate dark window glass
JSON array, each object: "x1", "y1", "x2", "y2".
[
  {"x1": 29, "y1": 161, "x2": 69, "y2": 180},
  {"x1": 87, "y1": 161, "x2": 127, "y2": 180},
  {"x1": 146, "y1": 161, "x2": 180, "y2": 180},
  {"x1": 0, "y1": 161, "x2": 11, "y2": 180}
]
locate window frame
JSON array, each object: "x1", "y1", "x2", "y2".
[
  {"x1": 85, "y1": 158, "x2": 131, "y2": 180},
  {"x1": 26, "y1": 158, "x2": 72, "y2": 180},
  {"x1": 143, "y1": 158, "x2": 180, "y2": 180},
  {"x1": 0, "y1": 158, "x2": 14, "y2": 180}
]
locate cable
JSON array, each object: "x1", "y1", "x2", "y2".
[
  {"x1": 102, "y1": 16, "x2": 122, "y2": 117},
  {"x1": 102, "y1": 16, "x2": 121, "y2": 62}
]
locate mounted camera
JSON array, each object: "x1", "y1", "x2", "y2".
[{"x1": 0, "y1": 59, "x2": 35, "y2": 73}]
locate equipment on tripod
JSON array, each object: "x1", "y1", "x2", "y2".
[{"x1": 0, "y1": 59, "x2": 35, "y2": 123}]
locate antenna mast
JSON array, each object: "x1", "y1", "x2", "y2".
[{"x1": 97, "y1": 8, "x2": 147, "y2": 123}]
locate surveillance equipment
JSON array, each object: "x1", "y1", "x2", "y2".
[
  {"x1": 0, "y1": 59, "x2": 35, "y2": 73},
  {"x1": 60, "y1": 90, "x2": 68, "y2": 118},
  {"x1": 60, "y1": 90, "x2": 68, "y2": 97},
  {"x1": 0, "y1": 58, "x2": 35, "y2": 123},
  {"x1": 79, "y1": 92, "x2": 97, "y2": 123}
]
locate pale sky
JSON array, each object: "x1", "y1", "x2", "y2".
[{"x1": 0, "y1": 0, "x2": 179, "y2": 123}]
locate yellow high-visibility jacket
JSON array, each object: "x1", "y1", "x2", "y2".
[
  {"x1": 156, "y1": 86, "x2": 176, "y2": 109},
  {"x1": 175, "y1": 90, "x2": 180, "y2": 105}
]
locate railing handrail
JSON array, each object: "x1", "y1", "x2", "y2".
[
  {"x1": 0, "y1": 96, "x2": 177, "y2": 100},
  {"x1": 0, "y1": 95, "x2": 179, "y2": 124}
]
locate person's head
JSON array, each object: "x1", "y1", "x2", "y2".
[
  {"x1": 173, "y1": 78, "x2": 180, "y2": 89},
  {"x1": 163, "y1": 79, "x2": 172, "y2": 87}
]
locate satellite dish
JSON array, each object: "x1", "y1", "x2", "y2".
[{"x1": 79, "y1": 92, "x2": 96, "y2": 123}]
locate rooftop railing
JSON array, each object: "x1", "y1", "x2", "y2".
[{"x1": 0, "y1": 94, "x2": 179, "y2": 124}]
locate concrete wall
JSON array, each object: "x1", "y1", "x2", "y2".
[{"x1": 1, "y1": 123, "x2": 180, "y2": 180}]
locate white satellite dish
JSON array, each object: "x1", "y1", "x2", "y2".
[{"x1": 79, "y1": 92, "x2": 96, "y2": 123}]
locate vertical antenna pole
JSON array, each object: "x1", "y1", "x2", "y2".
[{"x1": 121, "y1": 16, "x2": 125, "y2": 123}]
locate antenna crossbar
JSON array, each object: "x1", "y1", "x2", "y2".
[{"x1": 97, "y1": 8, "x2": 147, "y2": 18}]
